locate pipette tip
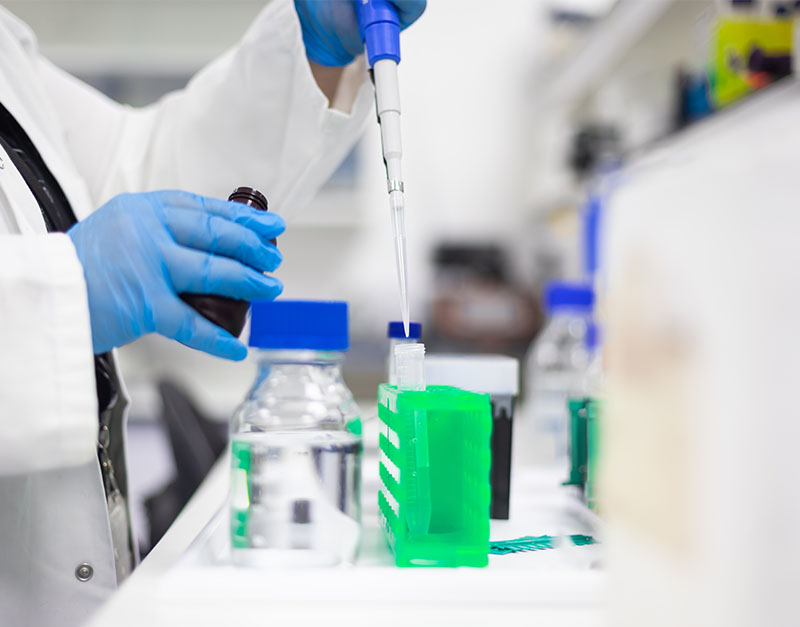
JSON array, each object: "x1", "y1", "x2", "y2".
[{"x1": 390, "y1": 190, "x2": 411, "y2": 339}]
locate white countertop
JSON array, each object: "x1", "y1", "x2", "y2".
[{"x1": 87, "y1": 428, "x2": 606, "y2": 627}]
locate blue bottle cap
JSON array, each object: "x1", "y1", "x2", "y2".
[
  {"x1": 249, "y1": 300, "x2": 349, "y2": 351},
  {"x1": 544, "y1": 281, "x2": 594, "y2": 315},
  {"x1": 387, "y1": 321, "x2": 422, "y2": 340}
]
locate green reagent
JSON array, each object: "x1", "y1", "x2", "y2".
[{"x1": 378, "y1": 384, "x2": 492, "y2": 567}]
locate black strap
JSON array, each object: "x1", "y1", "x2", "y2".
[
  {"x1": 0, "y1": 104, "x2": 77, "y2": 232},
  {"x1": 0, "y1": 104, "x2": 136, "y2": 572},
  {"x1": 0, "y1": 103, "x2": 118, "y2": 413}
]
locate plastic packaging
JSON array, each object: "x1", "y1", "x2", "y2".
[
  {"x1": 180, "y1": 187, "x2": 274, "y2": 337},
  {"x1": 522, "y1": 281, "x2": 594, "y2": 467},
  {"x1": 229, "y1": 300, "x2": 362, "y2": 567}
]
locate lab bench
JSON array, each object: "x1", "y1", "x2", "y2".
[{"x1": 87, "y1": 423, "x2": 605, "y2": 627}]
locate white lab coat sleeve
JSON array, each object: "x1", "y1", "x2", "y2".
[
  {"x1": 37, "y1": 0, "x2": 373, "y2": 216},
  {"x1": 0, "y1": 233, "x2": 98, "y2": 475}
]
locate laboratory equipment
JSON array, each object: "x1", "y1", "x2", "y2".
[
  {"x1": 711, "y1": 5, "x2": 794, "y2": 107},
  {"x1": 181, "y1": 187, "x2": 275, "y2": 338},
  {"x1": 490, "y1": 534, "x2": 596, "y2": 555},
  {"x1": 565, "y1": 398, "x2": 589, "y2": 492},
  {"x1": 522, "y1": 281, "x2": 593, "y2": 467},
  {"x1": 357, "y1": 0, "x2": 410, "y2": 335},
  {"x1": 425, "y1": 354, "x2": 519, "y2": 520},
  {"x1": 569, "y1": 124, "x2": 621, "y2": 179},
  {"x1": 564, "y1": 396, "x2": 601, "y2": 512},
  {"x1": 564, "y1": 321, "x2": 604, "y2": 508},
  {"x1": 378, "y1": 380, "x2": 492, "y2": 567},
  {"x1": 585, "y1": 400, "x2": 600, "y2": 512},
  {"x1": 430, "y1": 244, "x2": 540, "y2": 355},
  {"x1": 387, "y1": 320, "x2": 422, "y2": 385},
  {"x1": 229, "y1": 300, "x2": 362, "y2": 567}
]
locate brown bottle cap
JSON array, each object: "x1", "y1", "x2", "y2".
[{"x1": 228, "y1": 186, "x2": 268, "y2": 211}]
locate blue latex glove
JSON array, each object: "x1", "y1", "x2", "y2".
[
  {"x1": 294, "y1": 0, "x2": 426, "y2": 67},
  {"x1": 68, "y1": 190, "x2": 284, "y2": 360}
]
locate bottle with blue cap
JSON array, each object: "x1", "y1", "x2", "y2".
[
  {"x1": 229, "y1": 300, "x2": 362, "y2": 567},
  {"x1": 520, "y1": 281, "x2": 594, "y2": 468}
]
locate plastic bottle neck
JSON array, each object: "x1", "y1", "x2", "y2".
[{"x1": 253, "y1": 349, "x2": 345, "y2": 366}]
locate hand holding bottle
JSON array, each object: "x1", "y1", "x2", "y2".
[{"x1": 68, "y1": 190, "x2": 284, "y2": 359}]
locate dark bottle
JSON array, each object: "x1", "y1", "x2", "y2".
[{"x1": 180, "y1": 187, "x2": 274, "y2": 338}]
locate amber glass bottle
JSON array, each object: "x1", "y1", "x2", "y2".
[{"x1": 180, "y1": 187, "x2": 274, "y2": 338}]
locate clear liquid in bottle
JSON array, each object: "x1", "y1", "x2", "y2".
[{"x1": 230, "y1": 430, "x2": 362, "y2": 567}]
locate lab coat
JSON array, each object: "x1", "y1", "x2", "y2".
[{"x1": 0, "y1": 1, "x2": 372, "y2": 625}]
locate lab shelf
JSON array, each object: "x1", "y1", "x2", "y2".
[{"x1": 86, "y1": 453, "x2": 605, "y2": 627}]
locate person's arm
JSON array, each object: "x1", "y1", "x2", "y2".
[
  {"x1": 37, "y1": 0, "x2": 373, "y2": 214},
  {"x1": 0, "y1": 234, "x2": 97, "y2": 474},
  {"x1": 0, "y1": 189, "x2": 286, "y2": 478}
]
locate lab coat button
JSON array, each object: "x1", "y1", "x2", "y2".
[
  {"x1": 75, "y1": 563, "x2": 93, "y2": 582},
  {"x1": 0, "y1": 156, "x2": 4, "y2": 169}
]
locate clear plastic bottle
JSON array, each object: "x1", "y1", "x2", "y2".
[
  {"x1": 523, "y1": 281, "x2": 594, "y2": 467},
  {"x1": 230, "y1": 300, "x2": 362, "y2": 567}
]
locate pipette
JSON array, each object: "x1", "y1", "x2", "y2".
[{"x1": 357, "y1": 0, "x2": 410, "y2": 337}]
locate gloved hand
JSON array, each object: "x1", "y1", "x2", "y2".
[
  {"x1": 68, "y1": 190, "x2": 284, "y2": 360},
  {"x1": 294, "y1": 0, "x2": 426, "y2": 67}
]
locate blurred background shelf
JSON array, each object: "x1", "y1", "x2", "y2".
[
  {"x1": 538, "y1": 0, "x2": 679, "y2": 108},
  {"x1": 524, "y1": 0, "x2": 717, "y2": 220}
]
